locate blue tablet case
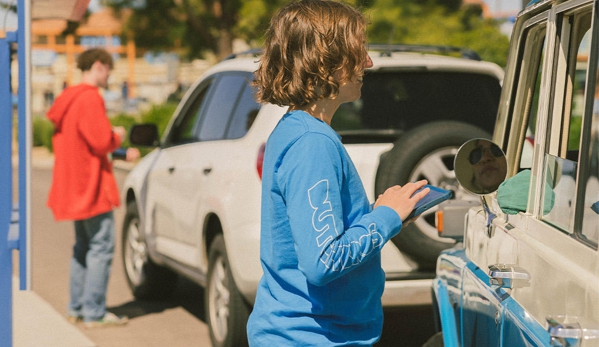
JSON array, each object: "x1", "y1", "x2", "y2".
[{"x1": 406, "y1": 185, "x2": 453, "y2": 220}]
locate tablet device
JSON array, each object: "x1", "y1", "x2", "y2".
[{"x1": 405, "y1": 185, "x2": 452, "y2": 220}]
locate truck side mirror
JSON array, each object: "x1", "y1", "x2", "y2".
[
  {"x1": 453, "y1": 138, "x2": 508, "y2": 237},
  {"x1": 454, "y1": 138, "x2": 507, "y2": 195}
]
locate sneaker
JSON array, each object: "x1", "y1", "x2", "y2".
[
  {"x1": 83, "y1": 312, "x2": 129, "y2": 328},
  {"x1": 67, "y1": 315, "x2": 82, "y2": 324}
]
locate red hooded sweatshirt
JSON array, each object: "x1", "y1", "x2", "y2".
[{"x1": 47, "y1": 84, "x2": 122, "y2": 221}]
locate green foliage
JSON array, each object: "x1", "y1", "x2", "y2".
[
  {"x1": 109, "y1": 113, "x2": 138, "y2": 147},
  {"x1": 366, "y1": 2, "x2": 510, "y2": 66},
  {"x1": 121, "y1": 0, "x2": 188, "y2": 53},
  {"x1": 110, "y1": 113, "x2": 138, "y2": 129},
  {"x1": 32, "y1": 102, "x2": 177, "y2": 155},
  {"x1": 108, "y1": 103, "x2": 177, "y2": 157},
  {"x1": 110, "y1": 0, "x2": 251, "y2": 59},
  {"x1": 110, "y1": 0, "x2": 509, "y2": 64},
  {"x1": 569, "y1": 116, "x2": 583, "y2": 150},
  {"x1": 32, "y1": 117, "x2": 54, "y2": 152},
  {"x1": 139, "y1": 102, "x2": 178, "y2": 138}
]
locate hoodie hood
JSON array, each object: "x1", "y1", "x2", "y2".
[{"x1": 47, "y1": 84, "x2": 98, "y2": 131}]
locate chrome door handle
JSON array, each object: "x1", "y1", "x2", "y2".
[
  {"x1": 547, "y1": 316, "x2": 581, "y2": 347},
  {"x1": 488, "y1": 264, "x2": 531, "y2": 289},
  {"x1": 546, "y1": 316, "x2": 599, "y2": 347}
]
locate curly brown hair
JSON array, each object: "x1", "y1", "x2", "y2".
[
  {"x1": 76, "y1": 48, "x2": 113, "y2": 72},
  {"x1": 254, "y1": 0, "x2": 368, "y2": 107}
]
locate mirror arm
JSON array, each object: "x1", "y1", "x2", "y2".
[{"x1": 481, "y1": 195, "x2": 496, "y2": 237}]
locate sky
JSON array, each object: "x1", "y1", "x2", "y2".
[
  {"x1": 485, "y1": 0, "x2": 523, "y2": 16},
  {"x1": 483, "y1": 0, "x2": 524, "y2": 36}
]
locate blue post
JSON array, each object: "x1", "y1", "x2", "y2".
[
  {"x1": 17, "y1": 0, "x2": 30, "y2": 293},
  {"x1": 0, "y1": 34, "x2": 14, "y2": 346}
]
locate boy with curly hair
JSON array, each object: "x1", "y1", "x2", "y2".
[{"x1": 247, "y1": 1, "x2": 429, "y2": 345}]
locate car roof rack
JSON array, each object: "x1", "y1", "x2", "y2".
[
  {"x1": 222, "y1": 44, "x2": 482, "y2": 61},
  {"x1": 222, "y1": 48, "x2": 264, "y2": 61},
  {"x1": 368, "y1": 44, "x2": 481, "y2": 61}
]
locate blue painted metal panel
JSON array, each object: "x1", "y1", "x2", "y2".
[
  {"x1": 435, "y1": 247, "x2": 467, "y2": 344},
  {"x1": 461, "y1": 264, "x2": 503, "y2": 347},
  {"x1": 433, "y1": 248, "x2": 476, "y2": 346},
  {"x1": 0, "y1": 35, "x2": 14, "y2": 346},
  {"x1": 433, "y1": 278, "x2": 460, "y2": 347},
  {"x1": 502, "y1": 298, "x2": 549, "y2": 346},
  {"x1": 436, "y1": 247, "x2": 548, "y2": 347}
]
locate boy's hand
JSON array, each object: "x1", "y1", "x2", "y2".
[
  {"x1": 113, "y1": 126, "x2": 127, "y2": 141},
  {"x1": 374, "y1": 180, "x2": 429, "y2": 221},
  {"x1": 126, "y1": 148, "x2": 141, "y2": 162}
]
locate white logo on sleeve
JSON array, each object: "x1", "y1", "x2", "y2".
[
  {"x1": 308, "y1": 180, "x2": 384, "y2": 271},
  {"x1": 308, "y1": 180, "x2": 339, "y2": 247}
]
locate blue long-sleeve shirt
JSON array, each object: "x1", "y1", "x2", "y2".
[{"x1": 247, "y1": 110, "x2": 402, "y2": 346}]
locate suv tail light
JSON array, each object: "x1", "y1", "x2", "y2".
[{"x1": 257, "y1": 143, "x2": 266, "y2": 180}]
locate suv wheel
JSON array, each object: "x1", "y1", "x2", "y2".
[
  {"x1": 375, "y1": 121, "x2": 491, "y2": 270},
  {"x1": 206, "y1": 234, "x2": 250, "y2": 347},
  {"x1": 122, "y1": 201, "x2": 178, "y2": 299}
]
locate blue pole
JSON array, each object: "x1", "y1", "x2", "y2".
[
  {"x1": 0, "y1": 35, "x2": 14, "y2": 346},
  {"x1": 17, "y1": 0, "x2": 30, "y2": 293}
]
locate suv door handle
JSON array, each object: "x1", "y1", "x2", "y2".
[
  {"x1": 546, "y1": 316, "x2": 599, "y2": 347},
  {"x1": 488, "y1": 264, "x2": 531, "y2": 289}
]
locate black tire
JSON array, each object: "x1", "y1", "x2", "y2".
[
  {"x1": 375, "y1": 121, "x2": 491, "y2": 270},
  {"x1": 122, "y1": 201, "x2": 178, "y2": 300},
  {"x1": 206, "y1": 234, "x2": 250, "y2": 347}
]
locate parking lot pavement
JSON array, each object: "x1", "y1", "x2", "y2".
[
  {"x1": 13, "y1": 277, "x2": 96, "y2": 347},
  {"x1": 9, "y1": 148, "x2": 93, "y2": 347}
]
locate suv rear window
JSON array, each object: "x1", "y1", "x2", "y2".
[{"x1": 332, "y1": 71, "x2": 501, "y2": 136}]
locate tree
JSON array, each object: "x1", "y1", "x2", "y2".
[
  {"x1": 108, "y1": 0, "x2": 270, "y2": 60},
  {"x1": 108, "y1": 0, "x2": 509, "y2": 66},
  {"x1": 366, "y1": 1, "x2": 510, "y2": 66}
]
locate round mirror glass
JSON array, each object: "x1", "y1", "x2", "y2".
[{"x1": 454, "y1": 138, "x2": 508, "y2": 195}]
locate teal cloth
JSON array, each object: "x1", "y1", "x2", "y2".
[{"x1": 497, "y1": 170, "x2": 555, "y2": 215}]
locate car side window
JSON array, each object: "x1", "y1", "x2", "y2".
[
  {"x1": 226, "y1": 81, "x2": 260, "y2": 139},
  {"x1": 197, "y1": 73, "x2": 248, "y2": 141},
  {"x1": 580, "y1": 11, "x2": 599, "y2": 244},
  {"x1": 515, "y1": 24, "x2": 547, "y2": 171},
  {"x1": 582, "y1": 113, "x2": 599, "y2": 244},
  {"x1": 541, "y1": 8, "x2": 592, "y2": 237},
  {"x1": 166, "y1": 78, "x2": 213, "y2": 146}
]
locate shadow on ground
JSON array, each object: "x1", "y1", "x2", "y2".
[
  {"x1": 110, "y1": 276, "x2": 435, "y2": 347},
  {"x1": 376, "y1": 305, "x2": 436, "y2": 347},
  {"x1": 108, "y1": 277, "x2": 206, "y2": 322}
]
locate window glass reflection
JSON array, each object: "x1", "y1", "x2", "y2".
[
  {"x1": 518, "y1": 27, "x2": 546, "y2": 170},
  {"x1": 582, "y1": 104, "x2": 599, "y2": 243}
]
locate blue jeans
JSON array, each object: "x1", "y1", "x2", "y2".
[{"x1": 68, "y1": 211, "x2": 115, "y2": 322}]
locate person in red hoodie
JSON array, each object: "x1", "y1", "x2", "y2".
[{"x1": 47, "y1": 48, "x2": 139, "y2": 328}]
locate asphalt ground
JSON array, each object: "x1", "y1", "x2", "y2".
[{"x1": 10, "y1": 146, "x2": 435, "y2": 347}]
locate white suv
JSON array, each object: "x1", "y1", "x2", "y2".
[
  {"x1": 430, "y1": 1, "x2": 599, "y2": 346},
  {"x1": 121, "y1": 46, "x2": 503, "y2": 347}
]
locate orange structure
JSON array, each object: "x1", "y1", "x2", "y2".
[{"x1": 31, "y1": 8, "x2": 136, "y2": 97}]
